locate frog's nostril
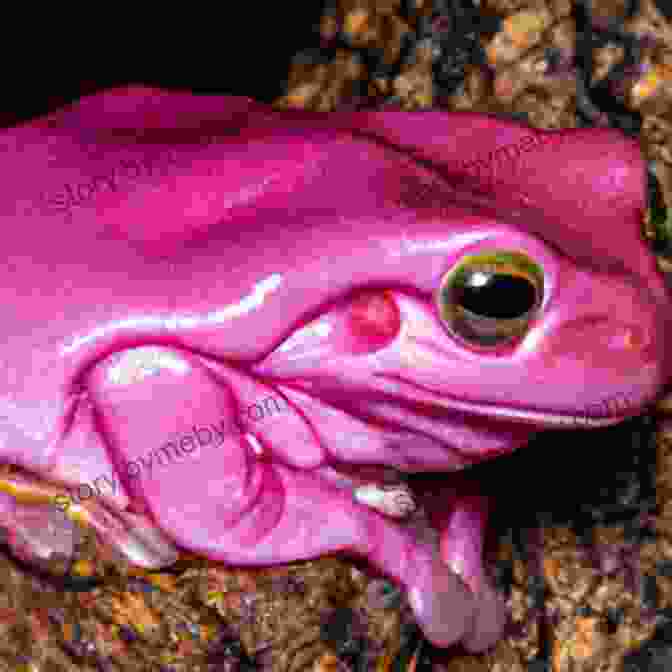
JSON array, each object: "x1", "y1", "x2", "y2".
[{"x1": 607, "y1": 324, "x2": 649, "y2": 351}]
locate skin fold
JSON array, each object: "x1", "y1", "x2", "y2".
[{"x1": 0, "y1": 85, "x2": 670, "y2": 651}]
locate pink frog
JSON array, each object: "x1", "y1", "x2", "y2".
[{"x1": 0, "y1": 86, "x2": 670, "y2": 652}]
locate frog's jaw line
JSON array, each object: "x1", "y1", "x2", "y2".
[
  {"x1": 375, "y1": 374, "x2": 643, "y2": 430},
  {"x1": 435, "y1": 398, "x2": 630, "y2": 430},
  {"x1": 452, "y1": 404, "x2": 630, "y2": 430}
]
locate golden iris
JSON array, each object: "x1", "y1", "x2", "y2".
[{"x1": 437, "y1": 250, "x2": 543, "y2": 347}]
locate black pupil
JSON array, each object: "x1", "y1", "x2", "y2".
[{"x1": 458, "y1": 272, "x2": 536, "y2": 319}]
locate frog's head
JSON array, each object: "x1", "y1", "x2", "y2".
[{"x1": 256, "y1": 115, "x2": 672, "y2": 468}]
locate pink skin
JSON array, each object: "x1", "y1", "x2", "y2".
[{"x1": 0, "y1": 85, "x2": 670, "y2": 651}]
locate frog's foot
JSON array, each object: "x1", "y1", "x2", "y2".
[
  {"x1": 307, "y1": 465, "x2": 507, "y2": 651},
  {"x1": 413, "y1": 472, "x2": 508, "y2": 652},
  {"x1": 0, "y1": 489, "x2": 79, "y2": 570},
  {"x1": 0, "y1": 469, "x2": 179, "y2": 572}
]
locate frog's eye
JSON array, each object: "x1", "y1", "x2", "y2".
[{"x1": 437, "y1": 250, "x2": 544, "y2": 347}]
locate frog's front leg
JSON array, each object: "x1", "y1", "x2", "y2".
[
  {"x1": 412, "y1": 472, "x2": 508, "y2": 652},
  {"x1": 82, "y1": 345, "x2": 501, "y2": 651}
]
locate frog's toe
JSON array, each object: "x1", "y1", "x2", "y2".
[
  {"x1": 0, "y1": 466, "x2": 179, "y2": 573},
  {"x1": 461, "y1": 574, "x2": 508, "y2": 653},
  {"x1": 405, "y1": 546, "x2": 506, "y2": 652},
  {"x1": 0, "y1": 490, "x2": 79, "y2": 570},
  {"x1": 75, "y1": 503, "x2": 180, "y2": 569},
  {"x1": 406, "y1": 547, "x2": 477, "y2": 648}
]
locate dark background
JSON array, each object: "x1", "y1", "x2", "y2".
[{"x1": 0, "y1": 7, "x2": 327, "y2": 127}]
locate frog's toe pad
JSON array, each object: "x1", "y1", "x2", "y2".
[
  {"x1": 407, "y1": 549, "x2": 507, "y2": 652},
  {"x1": 407, "y1": 550, "x2": 477, "y2": 648},
  {"x1": 461, "y1": 575, "x2": 508, "y2": 652}
]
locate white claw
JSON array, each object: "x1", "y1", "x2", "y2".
[{"x1": 354, "y1": 482, "x2": 417, "y2": 519}]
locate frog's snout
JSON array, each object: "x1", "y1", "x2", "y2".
[{"x1": 524, "y1": 265, "x2": 672, "y2": 418}]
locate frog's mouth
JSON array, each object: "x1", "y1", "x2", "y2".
[
  {"x1": 273, "y1": 367, "x2": 639, "y2": 474},
  {"x1": 427, "y1": 396, "x2": 629, "y2": 430},
  {"x1": 375, "y1": 373, "x2": 645, "y2": 431}
]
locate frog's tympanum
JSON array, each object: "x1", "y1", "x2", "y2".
[{"x1": 1, "y1": 87, "x2": 670, "y2": 651}]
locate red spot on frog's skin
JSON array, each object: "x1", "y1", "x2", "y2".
[{"x1": 348, "y1": 291, "x2": 401, "y2": 352}]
